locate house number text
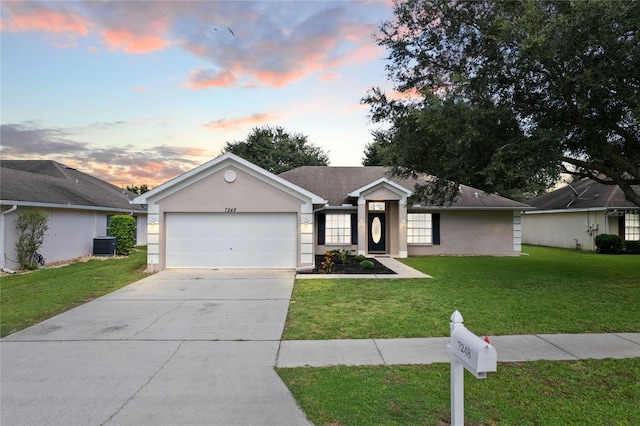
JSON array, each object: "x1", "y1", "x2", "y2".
[
  {"x1": 457, "y1": 340, "x2": 472, "y2": 359},
  {"x1": 224, "y1": 208, "x2": 237, "y2": 213}
]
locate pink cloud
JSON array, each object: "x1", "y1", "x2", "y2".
[
  {"x1": 1, "y1": 8, "x2": 90, "y2": 35},
  {"x1": 387, "y1": 88, "x2": 422, "y2": 101},
  {"x1": 185, "y1": 68, "x2": 238, "y2": 89},
  {"x1": 203, "y1": 113, "x2": 279, "y2": 131},
  {"x1": 101, "y1": 27, "x2": 171, "y2": 54}
]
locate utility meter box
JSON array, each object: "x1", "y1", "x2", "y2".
[{"x1": 450, "y1": 326, "x2": 497, "y2": 379}]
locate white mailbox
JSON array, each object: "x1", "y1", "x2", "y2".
[
  {"x1": 450, "y1": 326, "x2": 497, "y2": 379},
  {"x1": 448, "y1": 310, "x2": 498, "y2": 426}
]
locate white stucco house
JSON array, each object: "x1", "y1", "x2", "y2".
[
  {"x1": 133, "y1": 153, "x2": 531, "y2": 272},
  {"x1": 522, "y1": 178, "x2": 640, "y2": 251},
  {"x1": 0, "y1": 160, "x2": 147, "y2": 271}
]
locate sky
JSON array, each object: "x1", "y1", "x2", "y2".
[{"x1": 1, "y1": 0, "x2": 397, "y2": 188}]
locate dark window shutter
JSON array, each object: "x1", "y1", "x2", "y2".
[
  {"x1": 317, "y1": 213, "x2": 326, "y2": 245},
  {"x1": 433, "y1": 213, "x2": 441, "y2": 245},
  {"x1": 351, "y1": 213, "x2": 358, "y2": 244},
  {"x1": 619, "y1": 214, "x2": 625, "y2": 239}
]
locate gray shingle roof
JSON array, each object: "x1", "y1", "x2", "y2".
[
  {"x1": 278, "y1": 166, "x2": 531, "y2": 209},
  {"x1": 0, "y1": 160, "x2": 145, "y2": 212},
  {"x1": 526, "y1": 178, "x2": 640, "y2": 210}
]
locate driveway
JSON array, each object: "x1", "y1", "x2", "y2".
[{"x1": 1, "y1": 269, "x2": 311, "y2": 426}]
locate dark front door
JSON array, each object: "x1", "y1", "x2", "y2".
[{"x1": 368, "y1": 213, "x2": 386, "y2": 253}]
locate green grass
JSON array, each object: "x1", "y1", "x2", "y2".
[
  {"x1": 283, "y1": 246, "x2": 640, "y2": 340},
  {"x1": 277, "y1": 358, "x2": 640, "y2": 425},
  {"x1": 0, "y1": 247, "x2": 148, "y2": 337}
]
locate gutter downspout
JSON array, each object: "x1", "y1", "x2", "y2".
[{"x1": 1, "y1": 205, "x2": 18, "y2": 272}]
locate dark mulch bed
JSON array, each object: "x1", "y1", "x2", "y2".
[{"x1": 298, "y1": 255, "x2": 396, "y2": 275}]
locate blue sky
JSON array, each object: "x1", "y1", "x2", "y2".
[{"x1": 1, "y1": 0, "x2": 396, "y2": 187}]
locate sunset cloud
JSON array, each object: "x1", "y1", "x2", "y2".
[
  {"x1": 1, "y1": 6, "x2": 90, "y2": 35},
  {"x1": 185, "y1": 68, "x2": 238, "y2": 90},
  {"x1": 0, "y1": 121, "x2": 215, "y2": 187},
  {"x1": 1, "y1": 1, "x2": 387, "y2": 87},
  {"x1": 203, "y1": 113, "x2": 279, "y2": 132},
  {"x1": 101, "y1": 26, "x2": 171, "y2": 54}
]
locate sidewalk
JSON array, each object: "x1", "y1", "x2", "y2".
[{"x1": 277, "y1": 333, "x2": 640, "y2": 368}]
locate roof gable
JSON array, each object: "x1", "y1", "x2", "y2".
[
  {"x1": 133, "y1": 152, "x2": 326, "y2": 205},
  {"x1": 0, "y1": 160, "x2": 144, "y2": 212},
  {"x1": 348, "y1": 178, "x2": 413, "y2": 200}
]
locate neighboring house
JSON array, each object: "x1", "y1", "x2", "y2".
[
  {"x1": 1, "y1": 160, "x2": 147, "y2": 271},
  {"x1": 522, "y1": 178, "x2": 640, "y2": 251},
  {"x1": 133, "y1": 153, "x2": 530, "y2": 272}
]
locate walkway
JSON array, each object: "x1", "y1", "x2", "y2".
[{"x1": 277, "y1": 333, "x2": 640, "y2": 367}]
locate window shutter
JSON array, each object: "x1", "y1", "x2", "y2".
[
  {"x1": 351, "y1": 213, "x2": 358, "y2": 244},
  {"x1": 317, "y1": 213, "x2": 326, "y2": 245},
  {"x1": 619, "y1": 214, "x2": 625, "y2": 238},
  {"x1": 433, "y1": 213, "x2": 441, "y2": 245}
]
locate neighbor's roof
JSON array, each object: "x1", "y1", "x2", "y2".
[
  {"x1": 0, "y1": 160, "x2": 145, "y2": 213},
  {"x1": 526, "y1": 178, "x2": 640, "y2": 211},
  {"x1": 279, "y1": 166, "x2": 531, "y2": 210}
]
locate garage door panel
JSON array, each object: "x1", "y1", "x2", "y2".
[{"x1": 165, "y1": 213, "x2": 296, "y2": 268}]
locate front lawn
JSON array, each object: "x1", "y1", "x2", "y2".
[
  {"x1": 278, "y1": 358, "x2": 640, "y2": 425},
  {"x1": 283, "y1": 246, "x2": 640, "y2": 340},
  {"x1": 0, "y1": 247, "x2": 149, "y2": 337},
  {"x1": 280, "y1": 246, "x2": 640, "y2": 425}
]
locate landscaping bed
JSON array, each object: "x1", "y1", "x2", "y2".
[{"x1": 298, "y1": 255, "x2": 396, "y2": 275}]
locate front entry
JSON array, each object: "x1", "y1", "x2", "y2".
[{"x1": 368, "y1": 213, "x2": 386, "y2": 253}]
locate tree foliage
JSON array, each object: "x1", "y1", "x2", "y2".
[
  {"x1": 125, "y1": 184, "x2": 150, "y2": 195},
  {"x1": 224, "y1": 126, "x2": 329, "y2": 174},
  {"x1": 362, "y1": 130, "x2": 394, "y2": 166},
  {"x1": 15, "y1": 210, "x2": 49, "y2": 270},
  {"x1": 364, "y1": 0, "x2": 640, "y2": 206}
]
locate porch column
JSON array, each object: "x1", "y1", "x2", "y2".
[
  {"x1": 399, "y1": 199, "x2": 408, "y2": 258},
  {"x1": 357, "y1": 199, "x2": 366, "y2": 256}
]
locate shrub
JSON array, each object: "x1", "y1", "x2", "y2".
[
  {"x1": 109, "y1": 215, "x2": 136, "y2": 255},
  {"x1": 15, "y1": 210, "x2": 49, "y2": 270},
  {"x1": 624, "y1": 240, "x2": 640, "y2": 254},
  {"x1": 595, "y1": 234, "x2": 624, "y2": 254},
  {"x1": 330, "y1": 248, "x2": 352, "y2": 265},
  {"x1": 321, "y1": 251, "x2": 334, "y2": 273},
  {"x1": 360, "y1": 260, "x2": 375, "y2": 270},
  {"x1": 354, "y1": 254, "x2": 366, "y2": 262}
]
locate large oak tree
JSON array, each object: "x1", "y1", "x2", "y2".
[
  {"x1": 224, "y1": 126, "x2": 329, "y2": 174},
  {"x1": 364, "y1": 0, "x2": 640, "y2": 206}
]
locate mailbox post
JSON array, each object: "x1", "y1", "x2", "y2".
[{"x1": 448, "y1": 310, "x2": 497, "y2": 426}]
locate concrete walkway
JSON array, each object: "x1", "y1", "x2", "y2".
[{"x1": 277, "y1": 333, "x2": 640, "y2": 368}]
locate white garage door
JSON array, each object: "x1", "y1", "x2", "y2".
[{"x1": 165, "y1": 213, "x2": 297, "y2": 268}]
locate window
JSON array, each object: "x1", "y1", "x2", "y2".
[
  {"x1": 407, "y1": 213, "x2": 432, "y2": 244},
  {"x1": 325, "y1": 214, "x2": 352, "y2": 244},
  {"x1": 369, "y1": 202, "x2": 385, "y2": 211},
  {"x1": 625, "y1": 213, "x2": 640, "y2": 241}
]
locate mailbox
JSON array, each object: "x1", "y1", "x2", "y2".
[{"x1": 450, "y1": 325, "x2": 497, "y2": 379}]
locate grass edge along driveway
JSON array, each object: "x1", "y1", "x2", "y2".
[
  {"x1": 0, "y1": 247, "x2": 148, "y2": 338},
  {"x1": 279, "y1": 245, "x2": 640, "y2": 425}
]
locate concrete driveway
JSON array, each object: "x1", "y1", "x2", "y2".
[{"x1": 1, "y1": 269, "x2": 311, "y2": 426}]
